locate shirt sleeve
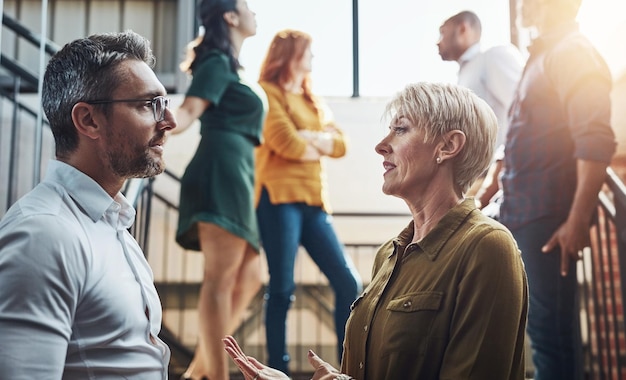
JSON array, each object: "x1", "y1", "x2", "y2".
[
  {"x1": 0, "y1": 214, "x2": 84, "y2": 378},
  {"x1": 318, "y1": 100, "x2": 348, "y2": 158},
  {"x1": 325, "y1": 123, "x2": 348, "y2": 159},
  {"x1": 439, "y1": 229, "x2": 528, "y2": 379},
  {"x1": 483, "y1": 45, "x2": 524, "y2": 112},
  {"x1": 259, "y1": 82, "x2": 309, "y2": 160},
  {"x1": 546, "y1": 35, "x2": 616, "y2": 163},
  {"x1": 187, "y1": 52, "x2": 232, "y2": 107}
]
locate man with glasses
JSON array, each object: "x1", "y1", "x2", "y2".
[{"x1": 0, "y1": 30, "x2": 176, "y2": 378}]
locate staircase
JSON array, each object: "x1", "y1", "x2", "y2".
[{"x1": 4, "y1": 11, "x2": 626, "y2": 380}]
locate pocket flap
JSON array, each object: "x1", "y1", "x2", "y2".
[{"x1": 386, "y1": 291, "x2": 443, "y2": 312}]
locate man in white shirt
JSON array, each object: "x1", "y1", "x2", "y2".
[
  {"x1": 438, "y1": 10, "x2": 524, "y2": 198},
  {"x1": 0, "y1": 31, "x2": 176, "y2": 379}
]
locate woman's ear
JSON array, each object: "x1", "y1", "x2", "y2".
[
  {"x1": 223, "y1": 11, "x2": 238, "y2": 27},
  {"x1": 437, "y1": 130, "x2": 466, "y2": 163},
  {"x1": 71, "y1": 102, "x2": 101, "y2": 141}
]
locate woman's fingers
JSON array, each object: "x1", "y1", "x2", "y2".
[
  {"x1": 223, "y1": 335, "x2": 247, "y2": 360},
  {"x1": 308, "y1": 349, "x2": 339, "y2": 379}
]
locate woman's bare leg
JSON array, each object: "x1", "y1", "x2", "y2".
[
  {"x1": 227, "y1": 245, "x2": 262, "y2": 333},
  {"x1": 184, "y1": 222, "x2": 261, "y2": 380}
]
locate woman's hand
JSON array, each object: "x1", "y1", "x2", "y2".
[
  {"x1": 222, "y1": 336, "x2": 289, "y2": 380},
  {"x1": 308, "y1": 350, "x2": 353, "y2": 380}
]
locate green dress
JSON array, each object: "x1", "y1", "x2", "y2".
[{"x1": 176, "y1": 50, "x2": 266, "y2": 252}]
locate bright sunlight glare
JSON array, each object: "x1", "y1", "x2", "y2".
[{"x1": 577, "y1": 0, "x2": 626, "y2": 79}]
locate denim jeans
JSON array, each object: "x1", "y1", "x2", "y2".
[
  {"x1": 511, "y1": 216, "x2": 582, "y2": 380},
  {"x1": 257, "y1": 188, "x2": 362, "y2": 374}
]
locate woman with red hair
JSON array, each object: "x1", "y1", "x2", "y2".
[{"x1": 255, "y1": 29, "x2": 362, "y2": 375}]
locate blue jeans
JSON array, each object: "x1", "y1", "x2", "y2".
[
  {"x1": 257, "y1": 188, "x2": 362, "y2": 374},
  {"x1": 511, "y1": 216, "x2": 582, "y2": 380}
]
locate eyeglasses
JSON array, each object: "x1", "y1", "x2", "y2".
[{"x1": 86, "y1": 96, "x2": 171, "y2": 122}]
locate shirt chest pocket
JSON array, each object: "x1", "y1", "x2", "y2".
[
  {"x1": 386, "y1": 291, "x2": 443, "y2": 313},
  {"x1": 380, "y1": 291, "x2": 444, "y2": 355}
]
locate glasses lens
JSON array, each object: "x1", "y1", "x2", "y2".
[{"x1": 153, "y1": 96, "x2": 169, "y2": 122}]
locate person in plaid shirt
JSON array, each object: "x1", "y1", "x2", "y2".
[{"x1": 477, "y1": 0, "x2": 616, "y2": 378}]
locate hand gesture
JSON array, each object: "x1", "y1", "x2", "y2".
[
  {"x1": 307, "y1": 350, "x2": 352, "y2": 380},
  {"x1": 222, "y1": 336, "x2": 289, "y2": 380}
]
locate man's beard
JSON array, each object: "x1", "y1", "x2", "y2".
[{"x1": 107, "y1": 145, "x2": 164, "y2": 179}]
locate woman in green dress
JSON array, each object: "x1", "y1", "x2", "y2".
[{"x1": 172, "y1": 0, "x2": 266, "y2": 379}]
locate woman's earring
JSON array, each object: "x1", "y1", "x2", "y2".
[{"x1": 436, "y1": 157, "x2": 442, "y2": 164}]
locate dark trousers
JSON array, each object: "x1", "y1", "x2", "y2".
[{"x1": 511, "y1": 216, "x2": 582, "y2": 380}]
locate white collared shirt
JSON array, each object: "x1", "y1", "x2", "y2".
[
  {"x1": 458, "y1": 42, "x2": 525, "y2": 153},
  {"x1": 0, "y1": 160, "x2": 170, "y2": 379}
]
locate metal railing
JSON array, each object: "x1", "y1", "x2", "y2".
[
  {"x1": 3, "y1": 7, "x2": 626, "y2": 379},
  {"x1": 134, "y1": 169, "x2": 410, "y2": 376},
  {"x1": 578, "y1": 168, "x2": 626, "y2": 379},
  {"x1": 0, "y1": 13, "x2": 57, "y2": 215},
  {"x1": 124, "y1": 167, "x2": 626, "y2": 379}
]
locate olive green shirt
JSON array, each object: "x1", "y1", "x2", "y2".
[{"x1": 341, "y1": 199, "x2": 528, "y2": 379}]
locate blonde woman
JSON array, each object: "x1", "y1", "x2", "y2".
[{"x1": 225, "y1": 82, "x2": 528, "y2": 380}]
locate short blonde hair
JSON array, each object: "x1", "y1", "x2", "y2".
[{"x1": 384, "y1": 82, "x2": 498, "y2": 193}]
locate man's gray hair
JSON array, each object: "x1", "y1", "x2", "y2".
[{"x1": 42, "y1": 30, "x2": 155, "y2": 157}]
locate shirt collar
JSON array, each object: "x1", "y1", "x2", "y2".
[
  {"x1": 392, "y1": 198, "x2": 477, "y2": 261},
  {"x1": 458, "y1": 42, "x2": 481, "y2": 65},
  {"x1": 44, "y1": 160, "x2": 135, "y2": 228},
  {"x1": 528, "y1": 21, "x2": 579, "y2": 55}
]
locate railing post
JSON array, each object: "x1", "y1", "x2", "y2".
[
  {"x1": 609, "y1": 169, "x2": 626, "y2": 369},
  {"x1": 8, "y1": 76, "x2": 21, "y2": 207},
  {"x1": 175, "y1": 0, "x2": 195, "y2": 93},
  {"x1": 0, "y1": 1, "x2": 4, "y2": 54},
  {"x1": 33, "y1": 0, "x2": 49, "y2": 186},
  {"x1": 141, "y1": 178, "x2": 155, "y2": 254},
  {"x1": 351, "y1": 0, "x2": 359, "y2": 98}
]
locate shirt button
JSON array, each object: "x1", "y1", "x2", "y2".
[
  {"x1": 359, "y1": 362, "x2": 364, "y2": 369},
  {"x1": 363, "y1": 325, "x2": 368, "y2": 332},
  {"x1": 403, "y1": 300, "x2": 412, "y2": 308}
]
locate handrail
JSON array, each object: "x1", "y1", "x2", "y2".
[
  {"x1": 607, "y1": 167, "x2": 626, "y2": 211},
  {"x1": 138, "y1": 165, "x2": 626, "y2": 378},
  {"x1": 0, "y1": 12, "x2": 57, "y2": 210},
  {"x1": 606, "y1": 167, "x2": 626, "y2": 352},
  {"x1": 0, "y1": 53, "x2": 39, "y2": 88},
  {"x1": 0, "y1": 86, "x2": 40, "y2": 118},
  {"x1": 123, "y1": 178, "x2": 152, "y2": 207},
  {"x1": 2, "y1": 12, "x2": 60, "y2": 55},
  {"x1": 160, "y1": 168, "x2": 413, "y2": 219}
]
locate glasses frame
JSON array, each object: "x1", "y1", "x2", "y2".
[{"x1": 85, "y1": 96, "x2": 170, "y2": 122}]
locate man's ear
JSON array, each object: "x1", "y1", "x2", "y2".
[
  {"x1": 438, "y1": 130, "x2": 466, "y2": 162},
  {"x1": 457, "y1": 21, "x2": 467, "y2": 36},
  {"x1": 71, "y1": 102, "x2": 101, "y2": 140}
]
